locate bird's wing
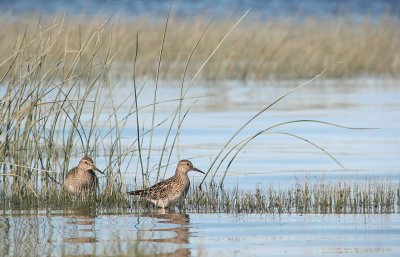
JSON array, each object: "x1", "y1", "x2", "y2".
[
  {"x1": 65, "y1": 167, "x2": 78, "y2": 179},
  {"x1": 128, "y1": 177, "x2": 174, "y2": 198}
]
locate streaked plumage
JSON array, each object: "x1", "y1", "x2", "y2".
[
  {"x1": 128, "y1": 160, "x2": 204, "y2": 208},
  {"x1": 64, "y1": 156, "x2": 103, "y2": 195}
]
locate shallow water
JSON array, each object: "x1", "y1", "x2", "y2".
[
  {"x1": 98, "y1": 78, "x2": 400, "y2": 190},
  {"x1": 1, "y1": 210, "x2": 400, "y2": 257}
]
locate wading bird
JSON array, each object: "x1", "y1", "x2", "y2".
[
  {"x1": 128, "y1": 160, "x2": 204, "y2": 208},
  {"x1": 64, "y1": 156, "x2": 103, "y2": 195}
]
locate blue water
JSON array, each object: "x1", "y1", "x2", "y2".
[
  {"x1": 1, "y1": 0, "x2": 399, "y2": 20},
  {"x1": 96, "y1": 79, "x2": 400, "y2": 190},
  {"x1": 1, "y1": 210, "x2": 400, "y2": 256}
]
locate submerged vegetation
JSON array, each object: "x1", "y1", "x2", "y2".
[{"x1": 0, "y1": 11, "x2": 397, "y2": 214}]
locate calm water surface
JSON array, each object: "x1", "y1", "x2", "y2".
[
  {"x1": 101, "y1": 79, "x2": 400, "y2": 190},
  {"x1": 1, "y1": 210, "x2": 399, "y2": 256}
]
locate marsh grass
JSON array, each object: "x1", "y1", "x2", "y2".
[
  {"x1": 0, "y1": 13, "x2": 399, "y2": 80},
  {"x1": 0, "y1": 12, "x2": 395, "y2": 214},
  {"x1": 2, "y1": 178, "x2": 398, "y2": 215},
  {"x1": 1, "y1": 18, "x2": 112, "y2": 192},
  {"x1": 0, "y1": 14, "x2": 139, "y2": 208},
  {"x1": 0, "y1": 10, "x2": 248, "y2": 208},
  {"x1": 186, "y1": 179, "x2": 399, "y2": 214}
]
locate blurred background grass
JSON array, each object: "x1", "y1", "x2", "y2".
[{"x1": 0, "y1": 13, "x2": 399, "y2": 81}]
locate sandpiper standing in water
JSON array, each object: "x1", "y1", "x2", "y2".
[
  {"x1": 64, "y1": 156, "x2": 103, "y2": 195},
  {"x1": 128, "y1": 160, "x2": 204, "y2": 208}
]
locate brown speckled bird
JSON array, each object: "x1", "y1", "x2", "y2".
[
  {"x1": 128, "y1": 160, "x2": 204, "y2": 208},
  {"x1": 64, "y1": 156, "x2": 103, "y2": 195}
]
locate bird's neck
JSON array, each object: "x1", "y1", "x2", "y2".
[
  {"x1": 78, "y1": 168, "x2": 89, "y2": 174},
  {"x1": 174, "y1": 171, "x2": 190, "y2": 191},
  {"x1": 175, "y1": 170, "x2": 189, "y2": 181}
]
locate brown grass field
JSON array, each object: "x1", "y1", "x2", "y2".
[{"x1": 0, "y1": 13, "x2": 399, "y2": 80}]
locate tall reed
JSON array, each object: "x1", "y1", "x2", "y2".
[
  {"x1": 0, "y1": 15, "x2": 136, "y2": 206},
  {"x1": 0, "y1": 9, "x2": 249, "y2": 208}
]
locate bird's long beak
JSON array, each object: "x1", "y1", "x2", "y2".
[
  {"x1": 94, "y1": 166, "x2": 104, "y2": 174},
  {"x1": 192, "y1": 167, "x2": 205, "y2": 174}
]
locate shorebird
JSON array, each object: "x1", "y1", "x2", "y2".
[
  {"x1": 128, "y1": 160, "x2": 204, "y2": 208},
  {"x1": 64, "y1": 156, "x2": 103, "y2": 195}
]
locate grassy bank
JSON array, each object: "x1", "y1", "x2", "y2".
[{"x1": 0, "y1": 13, "x2": 399, "y2": 80}]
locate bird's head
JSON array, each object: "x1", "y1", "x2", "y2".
[
  {"x1": 79, "y1": 156, "x2": 103, "y2": 174},
  {"x1": 176, "y1": 160, "x2": 204, "y2": 174}
]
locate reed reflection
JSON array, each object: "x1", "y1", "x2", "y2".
[{"x1": 0, "y1": 212, "x2": 55, "y2": 256}]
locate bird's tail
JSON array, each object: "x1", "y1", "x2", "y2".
[{"x1": 127, "y1": 189, "x2": 145, "y2": 196}]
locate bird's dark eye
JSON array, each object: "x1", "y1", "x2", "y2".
[{"x1": 186, "y1": 163, "x2": 190, "y2": 166}]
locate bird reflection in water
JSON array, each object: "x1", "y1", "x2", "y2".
[
  {"x1": 135, "y1": 209, "x2": 191, "y2": 257},
  {"x1": 63, "y1": 209, "x2": 97, "y2": 245}
]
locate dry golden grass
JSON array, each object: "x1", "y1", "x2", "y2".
[{"x1": 0, "y1": 13, "x2": 399, "y2": 80}]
